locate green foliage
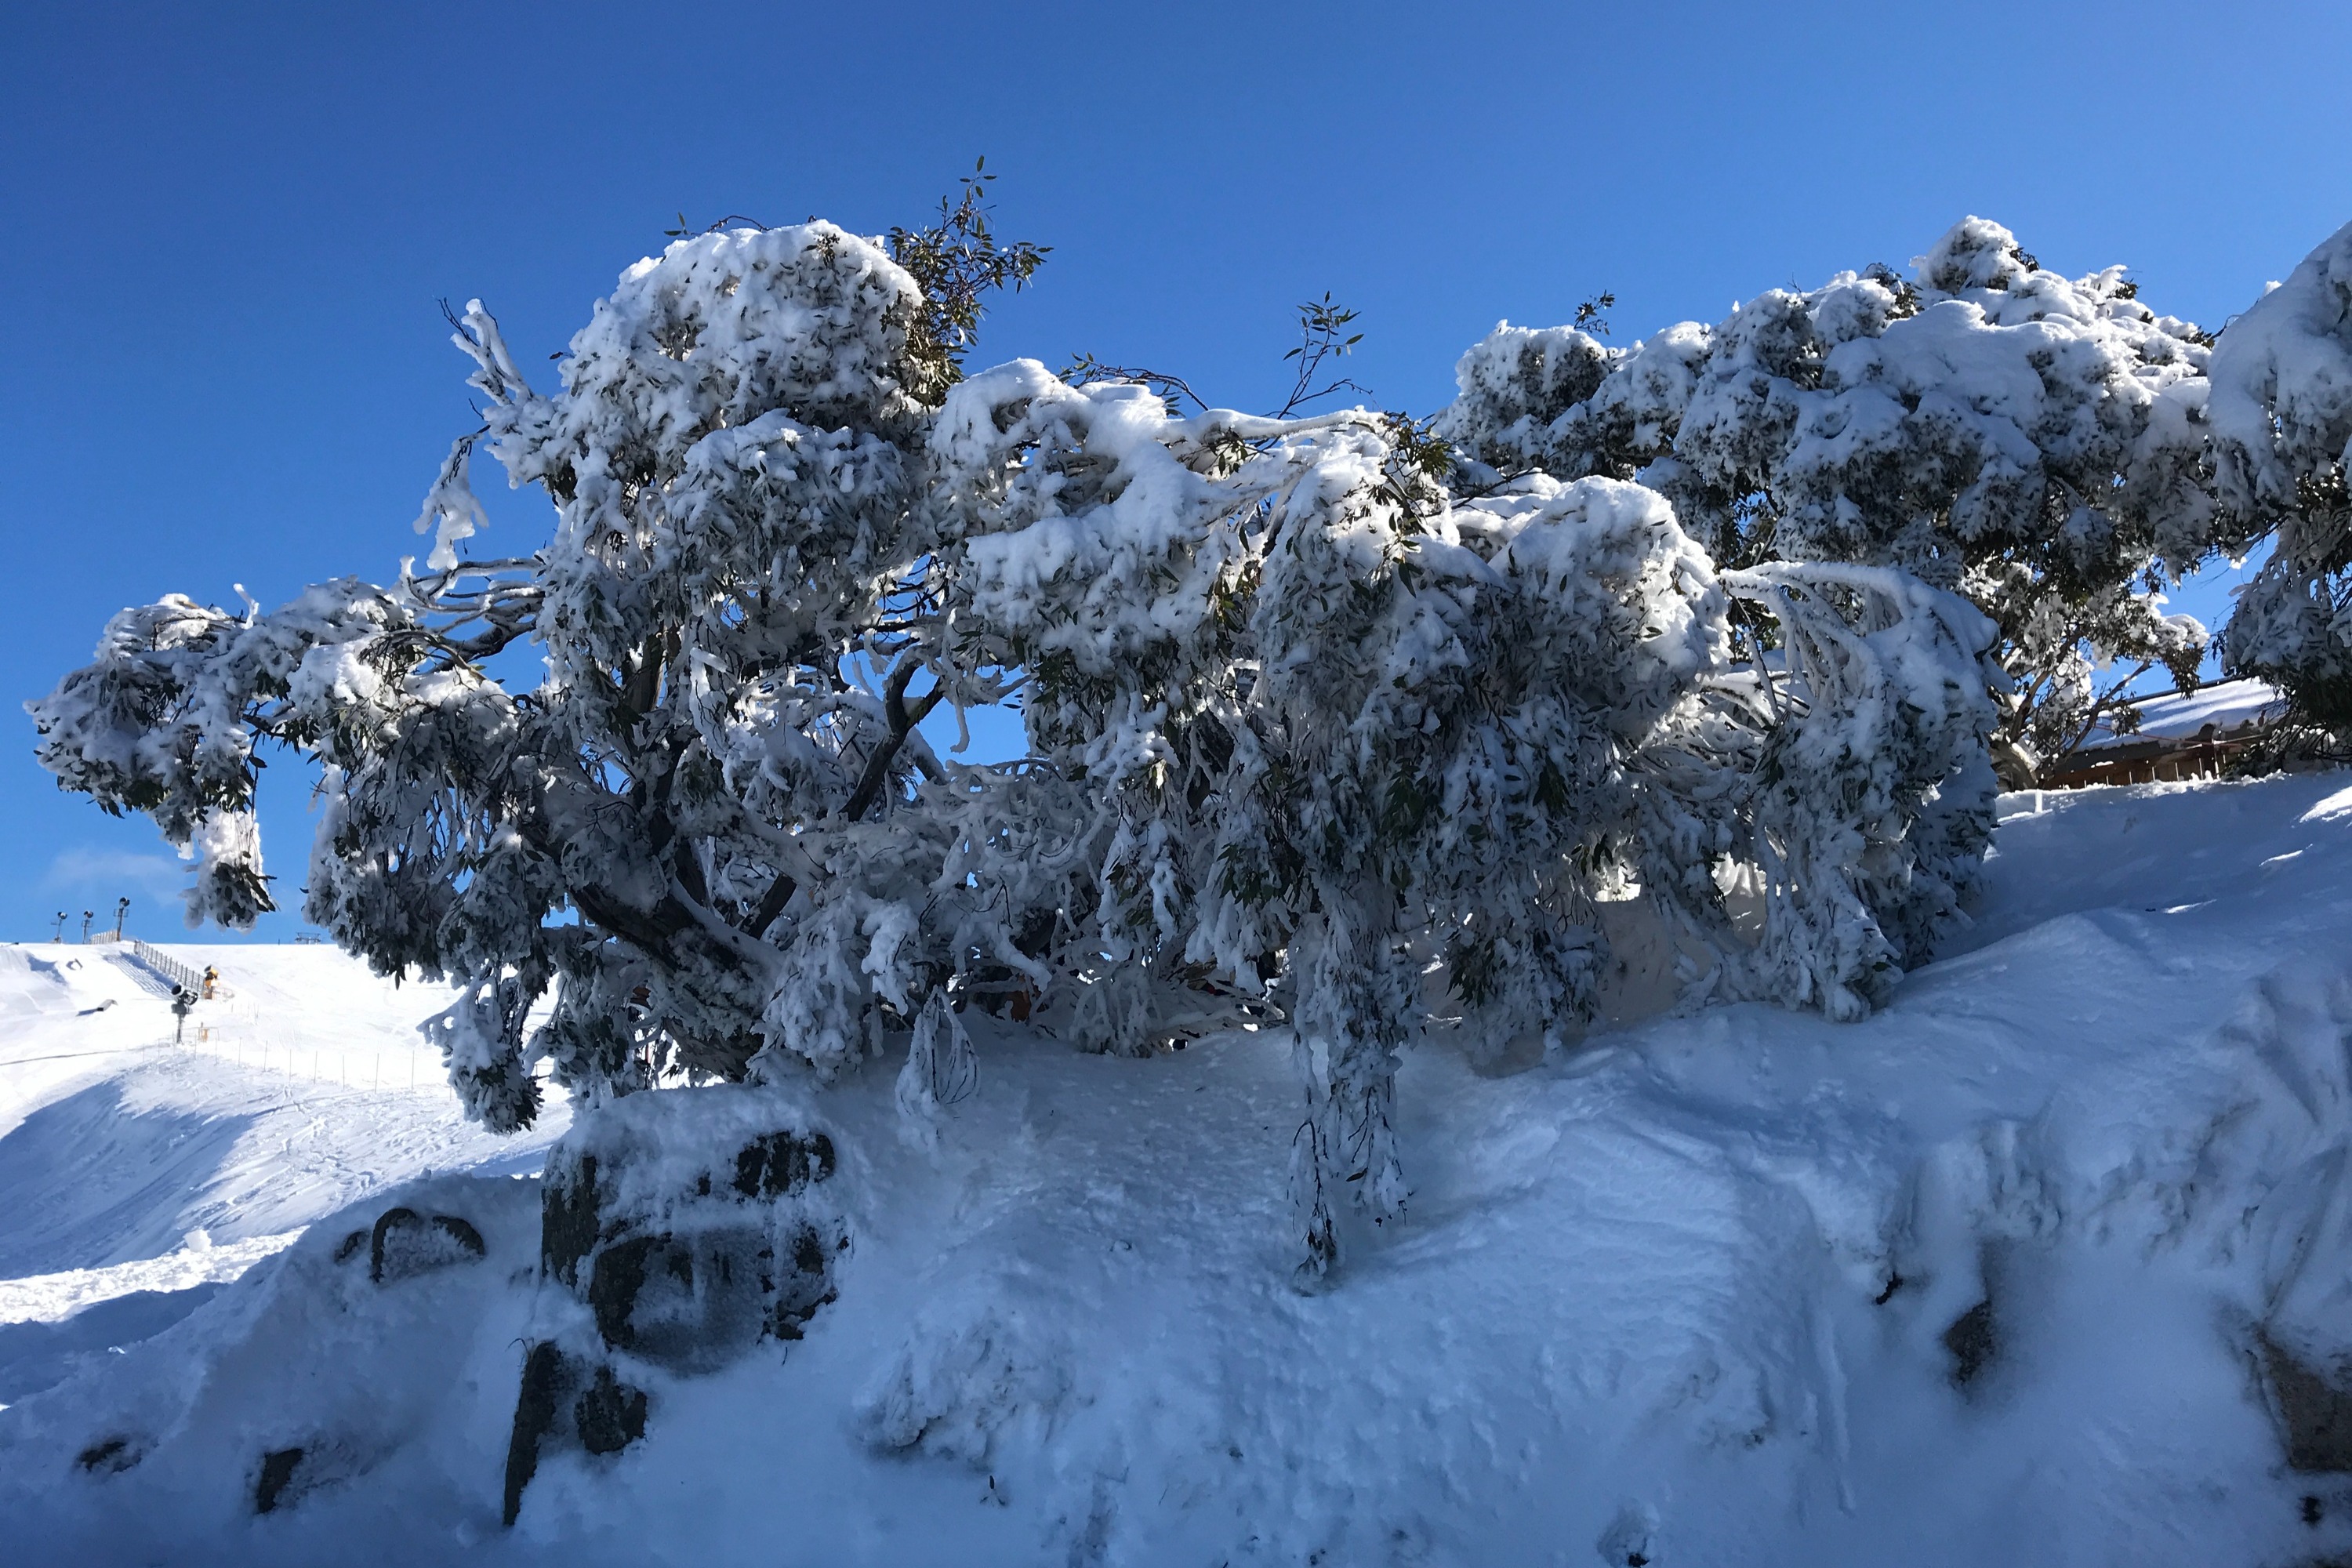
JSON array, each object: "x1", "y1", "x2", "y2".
[
  {"x1": 887, "y1": 158, "x2": 1051, "y2": 404},
  {"x1": 1380, "y1": 412, "x2": 1454, "y2": 483},
  {"x1": 1060, "y1": 352, "x2": 1206, "y2": 416},
  {"x1": 1274, "y1": 292, "x2": 1369, "y2": 417},
  {"x1": 1065, "y1": 289, "x2": 1380, "y2": 427},
  {"x1": 653, "y1": 162, "x2": 1048, "y2": 409}
]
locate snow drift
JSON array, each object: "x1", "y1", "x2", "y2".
[{"x1": 2, "y1": 774, "x2": 2352, "y2": 1564}]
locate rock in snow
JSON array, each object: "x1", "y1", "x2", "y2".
[{"x1": 4, "y1": 775, "x2": 2352, "y2": 1565}]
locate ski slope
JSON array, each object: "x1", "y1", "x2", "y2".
[
  {"x1": 2, "y1": 776, "x2": 2351, "y2": 1565},
  {"x1": 0, "y1": 942, "x2": 568, "y2": 1409}
]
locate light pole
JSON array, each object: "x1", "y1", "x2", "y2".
[
  {"x1": 113, "y1": 898, "x2": 129, "y2": 942},
  {"x1": 81, "y1": 909, "x2": 94, "y2": 943},
  {"x1": 51, "y1": 911, "x2": 66, "y2": 942}
]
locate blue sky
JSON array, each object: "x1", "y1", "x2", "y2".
[{"x1": 3, "y1": 0, "x2": 2347, "y2": 944}]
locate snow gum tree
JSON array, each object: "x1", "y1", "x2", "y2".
[
  {"x1": 30, "y1": 200, "x2": 1063, "y2": 1134},
  {"x1": 1440, "y1": 217, "x2": 2219, "y2": 775},
  {"x1": 935, "y1": 366, "x2": 1998, "y2": 1278},
  {"x1": 30, "y1": 194, "x2": 2003, "y2": 1279}
]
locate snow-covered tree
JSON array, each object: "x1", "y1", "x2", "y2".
[
  {"x1": 30, "y1": 201, "x2": 2002, "y2": 1279},
  {"x1": 1441, "y1": 217, "x2": 2218, "y2": 775},
  {"x1": 2209, "y1": 220, "x2": 2352, "y2": 734},
  {"x1": 938, "y1": 364, "x2": 1998, "y2": 1279},
  {"x1": 30, "y1": 201, "x2": 1067, "y2": 1134}
]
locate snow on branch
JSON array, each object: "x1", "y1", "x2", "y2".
[
  {"x1": 1440, "y1": 216, "x2": 2221, "y2": 774},
  {"x1": 2209, "y1": 220, "x2": 2352, "y2": 734}
]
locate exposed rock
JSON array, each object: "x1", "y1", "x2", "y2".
[
  {"x1": 538, "y1": 1092, "x2": 844, "y2": 1372},
  {"x1": 575, "y1": 1365, "x2": 648, "y2": 1455},
  {"x1": 503, "y1": 1343, "x2": 652, "y2": 1526},
  {"x1": 732, "y1": 1128, "x2": 837, "y2": 1200},
  {"x1": 771, "y1": 1223, "x2": 837, "y2": 1341},
  {"x1": 430, "y1": 1213, "x2": 485, "y2": 1256},
  {"x1": 2263, "y1": 1331, "x2": 2352, "y2": 1473},
  {"x1": 503, "y1": 1342, "x2": 571, "y2": 1528},
  {"x1": 369, "y1": 1207, "x2": 487, "y2": 1284},
  {"x1": 502, "y1": 1091, "x2": 844, "y2": 1527},
  {"x1": 1944, "y1": 1299, "x2": 1995, "y2": 1388},
  {"x1": 254, "y1": 1446, "x2": 304, "y2": 1515},
  {"x1": 74, "y1": 1436, "x2": 141, "y2": 1476},
  {"x1": 543, "y1": 1153, "x2": 601, "y2": 1287}
]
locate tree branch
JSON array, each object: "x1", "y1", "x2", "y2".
[
  {"x1": 745, "y1": 867, "x2": 797, "y2": 940},
  {"x1": 840, "y1": 658, "x2": 946, "y2": 825}
]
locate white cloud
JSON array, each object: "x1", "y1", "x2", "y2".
[{"x1": 42, "y1": 848, "x2": 187, "y2": 902}]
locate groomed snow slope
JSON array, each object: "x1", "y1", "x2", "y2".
[
  {"x1": 0, "y1": 944, "x2": 567, "y2": 1401},
  {"x1": 4, "y1": 777, "x2": 2352, "y2": 1566}
]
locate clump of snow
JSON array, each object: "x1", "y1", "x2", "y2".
[
  {"x1": 855, "y1": 1299, "x2": 1076, "y2": 1469},
  {"x1": 2210, "y1": 219, "x2": 2352, "y2": 516},
  {"x1": 895, "y1": 992, "x2": 978, "y2": 1145},
  {"x1": 2209, "y1": 220, "x2": 2352, "y2": 721}
]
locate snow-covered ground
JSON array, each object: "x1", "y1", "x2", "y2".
[{"x1": 4, "y1": 776, "x2": 2352, "y2": 1565}]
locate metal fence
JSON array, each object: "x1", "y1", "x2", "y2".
[
  {"x1": 176, "y1": 1015, "x2": 441, "y2": 1091},
  {"x1": 125, "y1": 938, "x2": 207, "y2": 998}
]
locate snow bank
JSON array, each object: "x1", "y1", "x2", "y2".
[{"x1": 4, "y1": 779, "x2": 2352, "y2": 1564}]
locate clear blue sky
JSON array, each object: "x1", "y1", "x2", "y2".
[{"x1": 4, "y1": 0, "x2": 2346, "y2": 944}]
